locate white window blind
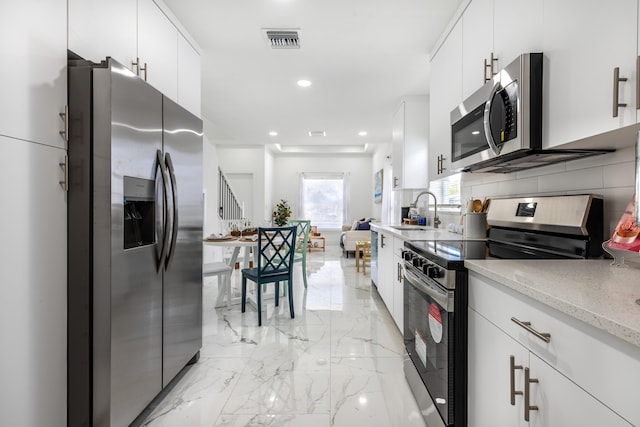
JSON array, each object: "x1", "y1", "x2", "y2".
[
  {"x1": 429, "y1": 173, "x2": 461, "y2": 210},
  {"x1": 299, "y1": 172, "x2": 347, "y2": 229}
]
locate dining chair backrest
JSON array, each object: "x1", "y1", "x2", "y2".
[
  {"x1": 257, "y1": 226, "x2": 297, "y2": 277},
  {"x1": 289, "y1": 219, "x2": 311, "y2": 256}
]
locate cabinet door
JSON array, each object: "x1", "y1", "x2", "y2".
[
  {"x1": 429, "y1": 20, "x2": 462, "y2": 182},
  {"x1": 138, "y1": 0, "x2": 178, "y2": 101},
  {"x1": 461, "y1": 0, "x2": 494, "y2": 99},
  {"x1": 391, "y1": 102, "x2": 405, "y2": 190},
  {"x1": 528, "y1": 354, "x2": 633, "y2": 427},
  {"x1": 177, "y1": 34, "x2": 201, "y2": 117},
  {"x1": 0, "y1": 137, "x2": 67, "y2": 426},
  {"x1": 0, "y1": 0, "x2": 66, "y2": 149},
  {"x1": 377, "y1": 231, "x2": 394, "y2": 311},
  {"x1": 468, "y1": 308, "x2": 528, "y2": 427},
  {"x1": 68, "y1": 0, "x2": 137, "y2": 71},
  {"x1": 542, "y1": 0, "x2": 637, "y2": 148},
  {"x1": 391, "y1": 237, "x2": 406, "y2": 331},
  {"x1": 493, "y1": 0, "x2": 543, "y2": 71},
  {"x1": 392, "y1": 254, "x2": 404, "y2": 331}
]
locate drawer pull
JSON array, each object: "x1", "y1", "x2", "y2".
[
  {"x1": 524, "y1": 367, "x2": 539, "y2": 421},
  {"x1": 509, "y1": 355, "x2": 523, "y2": 405},
  {"x1": 511, "y1": 317, "x2": 551, "y2": 343}
]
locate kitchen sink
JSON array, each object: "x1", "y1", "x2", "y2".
[{"x1": 390, "y1": 225, "x2": 430, "y2": 231}]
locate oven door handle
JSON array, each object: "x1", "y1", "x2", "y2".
[{"x1": 404, "y1": 267, "x2": 454, "y2": 312}]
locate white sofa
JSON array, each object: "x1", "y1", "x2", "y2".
[{"x1": 340, "y1": 223, "x2": 373, "y2": 257}]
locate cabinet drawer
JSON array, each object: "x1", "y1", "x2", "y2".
[{"x1": 469, "y1": 271, "x2": 640, "y2": 426}]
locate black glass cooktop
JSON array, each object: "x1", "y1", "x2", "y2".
[{"x1": 405, "y1": 233, "x2": 588, "y2": 270}]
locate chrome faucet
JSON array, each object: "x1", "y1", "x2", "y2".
[{"x1": 409, "y1": 191, "x2": 441, "y2": 228}]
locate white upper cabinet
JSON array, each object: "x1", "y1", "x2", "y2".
[
  {"x1": 178, "y1": 35, "x2": 202, "y2": 117},
  {"x1": 493, "y1": 0, "x2": 543, "y2": 75},
  {"x1": 392, "y1": 97, "x2": 429, "y2": 190},
  {"x1": 461, "y1": 0, "x2": 494, "y2": 99},
  {"x1": 138, "y1": 0, "x2": 179, "y2": 102},
  {"x1": 68, "y1": 0, "x2": 137, "y2": 71},
  {"x1": 68, "y1": 0, "x2": 200, "y2": 116},
  {"x1": 462, "y1": 0, "x2": 543, "y2": 100},
  {"x1": 542, "y1": 0, "x2": 638, "y2": 148},
  {"x1": 429, "y1": 20, "x2": 462, "y2": 182},
  {"x1": 0, "y1": 0, "x2": 67, "y2": 149}
]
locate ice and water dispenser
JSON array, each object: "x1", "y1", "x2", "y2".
[{"x1": 123, "y1": 176, "x2": 156, "y2": 249}]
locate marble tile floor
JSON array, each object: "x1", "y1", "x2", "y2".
[{"x1": 138, "y1": 238, "x2": 427, "y2": 427}]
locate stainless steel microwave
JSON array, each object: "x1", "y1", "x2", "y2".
[{"x1": 450, "y1": 53, "x2": 544, "y2": 172}]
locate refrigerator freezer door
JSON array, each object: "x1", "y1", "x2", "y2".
[
  {"x1": 93, "y1": 60, "x2": 164, "y2": 426},
  {"x1": 161, "y1": 96, "x2": 203, "y2": 387}
]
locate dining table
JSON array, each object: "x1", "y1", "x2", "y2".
[{"x1": 203, "y1": 236, "x2": 258, "y2": 306}]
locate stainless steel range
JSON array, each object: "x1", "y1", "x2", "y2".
[{"x1": 402, "y1": 194, "x2": 604, "y2": 427}]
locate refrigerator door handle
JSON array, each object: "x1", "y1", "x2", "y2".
[
  {"x1": 164, "y1": 152, "x2": 179, "y2": 270},
  {"x1": 156, "y1": 149, "x2": 171, "y2": 272}
]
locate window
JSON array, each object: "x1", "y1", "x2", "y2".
[
  {"x1": 299, "y1": 173, "x2": 347, "y2": 229},
  {"x1": 429, "y1": 173, "x2": 461, "y2": 210}
]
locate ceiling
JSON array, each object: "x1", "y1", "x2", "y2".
[{"x1": 162, "y1": 0, "x2": 463, "y2": 154}]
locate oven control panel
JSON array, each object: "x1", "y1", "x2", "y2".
[{"x1": 402, "y1": 249, "x2": 454, "y2": 290}]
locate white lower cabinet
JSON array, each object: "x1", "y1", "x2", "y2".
[
  {"x1": 375, "y1": 232, "x2": 404, "y2": 332},
  {"x1": 0, "y1": 137, "x2": 67, "y2": 426},
  {"x1": 391, "y1": 237, "x2": 405, "y2": 332},
  {"x1": 468, "y1": 309, "x2": 631, "y2": 427},
  {"x1": 468, "y1": 271, "x2": 637, "y2": 427},
  {"x1": 377, "y1": 231, "x2": 394, "y2": 311},
  {"x1": 527, "y1": 353, "x2": 631, "y2": 427},
  {"x1": 468, "y1": 308, "x2": 528, "y2": 427}
]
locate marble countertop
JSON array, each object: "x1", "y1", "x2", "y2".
[
  {"x1": 370, "y1": 223, "x2": 484, "y2": 241},
  {"x1": 465, "y1": 259, "x2": 640, "y2": 348}
]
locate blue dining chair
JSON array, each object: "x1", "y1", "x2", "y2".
[
  {"x1": 241, "y1": 226, "x2": 297, "y2": 326},
  {"x1": 288, "y1": 219, "x2": 311, "y2": 288}
]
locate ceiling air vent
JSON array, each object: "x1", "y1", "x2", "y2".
[
  {"x1": 308, "y1": 130, "x2": 326, "y2": 137},
  {"x1": 262, "y1": 28, "x2": 301, "y2": 49}
]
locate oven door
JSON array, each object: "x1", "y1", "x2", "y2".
[{"x1": 403, "y1": 266, "x2": 455, "y2": 426}]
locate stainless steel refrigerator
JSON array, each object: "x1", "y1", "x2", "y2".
[{"x1": 67, "y1": 57, "x2": 203, "y2": 427}]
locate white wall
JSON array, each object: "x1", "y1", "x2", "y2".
[
  {"x1": 272, "y1": 154, "x2": 374, "y2": 228},
  {"x1": 372, "y1": 144, "x2": 393, "y2": 221},
  {"x1": 216, "y1": 146, "x2": 267, "y2": 226},
  {"x1": 460, "y1": 144, "x2": 637, "y2": 236}
]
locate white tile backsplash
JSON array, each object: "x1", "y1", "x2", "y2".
[
  {"x1": 458, "y1": 149, "x2": 636, "y2": 236},
  {"x1": 603, "y1": 161, "x2": 636, "y2": 188},
  {"x1": 538, "y1": 167, "x2": 604, "y2": 193}
]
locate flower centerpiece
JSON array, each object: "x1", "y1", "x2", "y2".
[{"x1": 272, "y1": 199, "x2": 292, "y2": 226}]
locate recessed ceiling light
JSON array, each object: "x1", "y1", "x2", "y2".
[
  {"x1": 358, "y1": 131, "x2": 367, "y2": 136},
  {"x1": 269, "y1": 131, "x2": 278, "y2": 136},
  {"x1": 297, "y1": 79, "x2": 312, "y2": 87},
  {"x1": 471, "y1": 130, "x2": 480, "y2": 135}
]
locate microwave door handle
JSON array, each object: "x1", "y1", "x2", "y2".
[{"x1": 483, "y1": 82, "x2": 503, "y2": 156}]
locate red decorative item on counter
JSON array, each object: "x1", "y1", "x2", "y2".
[{"x1": 609, "y1": 194, "x2": 640, "y2": 252}]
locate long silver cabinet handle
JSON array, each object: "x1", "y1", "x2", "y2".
[
  {"x1": 524, "y1": 367, "x2": 539, "y2": 422},
  {"x1": 511, "y1": 317, "x2": 551, "y2": 343},
  {"x1": 509, "y1": 355, "x2": 523, "y2": 405},
  {"x1": 59, "y1": 155, "x2": 68, "y2": 192},
  {"x1": 613, "y1": 66, "x2": 628, "y2": 117},
  {"x1": 59, "y1": 105, "x2": 69, "y2": 142},
  {"x1": 636, "y1": 57, "x2": 640, "y2": 110}
]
